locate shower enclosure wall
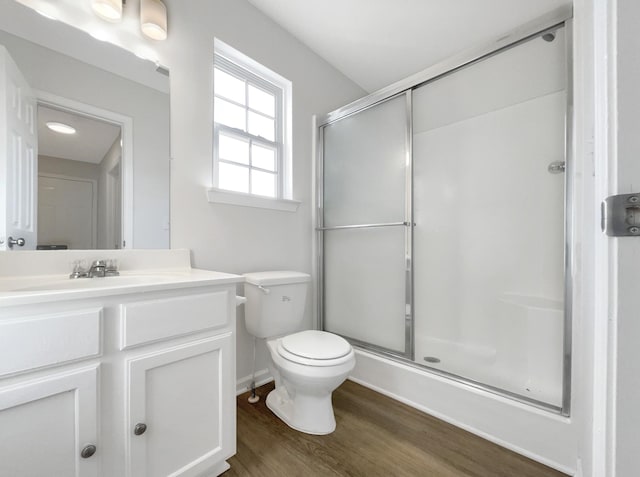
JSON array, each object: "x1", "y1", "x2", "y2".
[{"x1": 317, "y1": 13, "x2": 571, "y2": 413}]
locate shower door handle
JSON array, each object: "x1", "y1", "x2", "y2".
[{"x1": 316, "y1": 221, "x2": 411, "y2": 231}]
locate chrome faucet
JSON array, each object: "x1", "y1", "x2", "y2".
[
  {"x1": 88, "y1": 260, "x2": 107, "y2": 278},
  {"x1": 69, "y1": 259, "x2": 119, "y2": 279}
]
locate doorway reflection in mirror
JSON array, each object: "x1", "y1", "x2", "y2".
[{"x1": 37, "y1": 104, "x2": 122, "y2": 250}]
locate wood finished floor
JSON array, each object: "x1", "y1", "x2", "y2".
[{"x1": 224, "y1": 380, "x2": 567, "y2": 477}]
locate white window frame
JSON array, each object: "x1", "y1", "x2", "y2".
[{"x1": 209, "y1": 39, "x2": 299, "y2": 212}]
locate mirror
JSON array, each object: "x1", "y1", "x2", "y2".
[
  {"x1": 0, "y1": 1, "x2": 170, "y2": 250},
  {"x1": 38, "y1": 104, "x2": 122, "y2": 250}
]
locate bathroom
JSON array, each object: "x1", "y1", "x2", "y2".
[{"x1": 0, "y1": 0, "x2": 638, "y2": 476}]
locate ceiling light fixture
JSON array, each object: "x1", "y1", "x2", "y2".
[
  {"x1": 140, "y1": 0, "x2": 167, "y2": 41},
  {"x1": 91, "y1": 0, "x2": 123, "y2": 23},
  {"x1": 46, "y1": 122, "x2": 77, "y2": 135}
]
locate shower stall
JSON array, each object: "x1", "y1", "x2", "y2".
[{"x1": 316, "y1": 12, "x2": 571, "y2": 414}]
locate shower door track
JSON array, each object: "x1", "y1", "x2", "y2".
[{"x1": 316, "y1": 5, "x2": 574, "y2": 416}]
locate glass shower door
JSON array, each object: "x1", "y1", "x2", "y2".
[
  {"x1": 412, "y1": 28, "x2": 567, "y2": 407},
  {"x1": 320, "y1": 93, "x2": 411, "y2": 356}
]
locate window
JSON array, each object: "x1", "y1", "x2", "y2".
[{"x1": 211, "y1": 41, "x2": 296, "y2": 211}]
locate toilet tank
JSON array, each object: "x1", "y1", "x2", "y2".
[{"x1": 243, "y1": 271, "x2": 311, "y2": 339}]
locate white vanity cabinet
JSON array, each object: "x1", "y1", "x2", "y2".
[
  {"x1": 126, "y1": 334, "x2": 233, "y2": 477},
  {"x1": 0, "y1": 306, "x2": 102, "y2": 477},
  {"x1": 0, "y1": 365, "x2": 100, "y2": 477},
  {"x1": 0, "y1": 275, "x2": 239, "y2": 477},
  {"x1": 120, "y1": 289, "x2": 236, "y2": 477}
]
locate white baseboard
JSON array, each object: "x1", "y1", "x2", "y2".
[{"x1": 236, "y1": 368, "x2": 272, "y2": 395}]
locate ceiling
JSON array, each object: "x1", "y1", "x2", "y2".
[
  {"x1": 38, "y1": 105, "x2": 121, "y2": 164},
  {"x1": 248, "y1": 0, "x2": 571, "y2": 93}
]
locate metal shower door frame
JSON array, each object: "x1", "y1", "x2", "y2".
[{"x1": 316, "y1": 90, "x2": 414, "y2": 360}]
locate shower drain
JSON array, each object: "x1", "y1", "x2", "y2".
[{"x1": 423, "y1": 356, "x2": 441, "y2": 364}]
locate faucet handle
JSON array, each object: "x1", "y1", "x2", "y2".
[
  {"x1": 105, "y1": 259, "x2": 120, "y2": 277},
  {"x1": 69, "y1": 260, "x2": 89, "y2": 279},
  {"x1": 91, "y1": 259, "x2": 107, "y2": 268}
]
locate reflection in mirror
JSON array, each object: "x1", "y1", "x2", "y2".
[
  {"x1": 37, "y1": 105, "x2": 122, "y2": 250},
  {"x1": 0, "y1": 1, "x2": 170, "y2": 251}
]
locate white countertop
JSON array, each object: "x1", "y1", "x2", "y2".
[
  {"x1": 0, "y1": 249, "x2": 245, "y2": 307},
  {"x1": 0, "y1": 268, "x2": 244, "y2": 307}
]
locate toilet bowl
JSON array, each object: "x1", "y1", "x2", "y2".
[
  {"x1": 242, "y1": 270, "x2": 355, "y2": 435},
  {"x1": 265, "y1": 330, "x2": 356, "y2": 435}
]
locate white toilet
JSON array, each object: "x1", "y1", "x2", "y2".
[{"x1": 243, "y1": 271, "x2": 356, "y2": 435}]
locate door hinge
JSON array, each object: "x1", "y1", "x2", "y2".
[{"x1": 602, "y1": 192, "x2": 640, "y2": 236}]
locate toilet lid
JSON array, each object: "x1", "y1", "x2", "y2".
[{"x1": 280, "y1": 330, "x2": 352, "y2": 360}]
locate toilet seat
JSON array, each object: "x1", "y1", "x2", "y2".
[{"x1": 276, "y1": 330, "x2": 354, "y2": 367}]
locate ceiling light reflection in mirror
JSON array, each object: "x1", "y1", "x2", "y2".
[{"x1": 46, "y1": 122, "x2": 76, "y2": 135}]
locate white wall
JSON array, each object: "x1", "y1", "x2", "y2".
[
  {"x1": 39, "y1": 155, "x2": 100, "y2": 183},
  {"x1": 0, "y1": 27, "x2": 170, "y2": 249},
  {"x1": 157, "y1": 0, "x2": 365, "y2": 386}
]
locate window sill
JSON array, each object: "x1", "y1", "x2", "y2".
[{"x1": 206, "y1": 188, "x2": 301, "y2": 212}]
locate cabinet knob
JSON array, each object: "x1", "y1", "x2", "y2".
[
  {"x1": 81, "y1": 444, "x2": 97, "y2": 459},
  {"x1": 134, "y1": 423, "x2": 147, "y2": 435}
]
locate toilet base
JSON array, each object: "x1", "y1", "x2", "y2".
[{"x1": 266, "y1": 387, "x2": 336, "y2": 435}]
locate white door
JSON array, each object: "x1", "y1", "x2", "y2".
[
  {"x1": 38, "y1": 174, "x2": 96, "y2": 249},
  {"x1": 609, "y1": 2, "x2": 640, "y2": 475},
  {"x1": 0, "y1": 366, "x2": 99, "y2": 477},
  {"x1": 126, "y1": 335, "x2": 235, "y2": 477},
  {"x1": 107, "y1": 161, "x2": 122, "y2": 249},
  {"x1": 0, "y1": 46, "x2": 37, "y2": 251}
]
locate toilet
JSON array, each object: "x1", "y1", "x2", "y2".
[{"x1": 243, "y1": 271, "x2": 356, "y2": 435}]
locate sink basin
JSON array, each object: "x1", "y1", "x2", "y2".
[{"x1": 3, "y1": 272, "x2": 192, "y2": 293}]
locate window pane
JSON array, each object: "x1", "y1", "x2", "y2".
[
  {"x1": 219, "y1": 162, "x2": 249, "y2": 193},
  {"x1": 251, "y1": 144, "x2": 276, "y2": 171},
  {"x1": 215, "y1": 98, "x2": 246, "y2": 131},
  {"x1": 214, "y1": 67, "x2": 246, "y2": 105},
  {"x1": 219, "y1": 134, "x2": 249, "y2": 165},
  {"x1": 248, "y1": 112, "x2": 274, "y2": 141},
  {"x1": 248, "y1": 84, "x2": 275, "y2": 117},
  {"x1": 251, "y1": 169, "x2": 276, "y2": 197}
]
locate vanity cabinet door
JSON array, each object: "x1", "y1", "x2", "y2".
[
  {"x1": 126, "y1": 334, "x2": 235, "y2": 477},
  {"x1": 0, "y1": 365, "x2": 99, "y2": 477}
]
